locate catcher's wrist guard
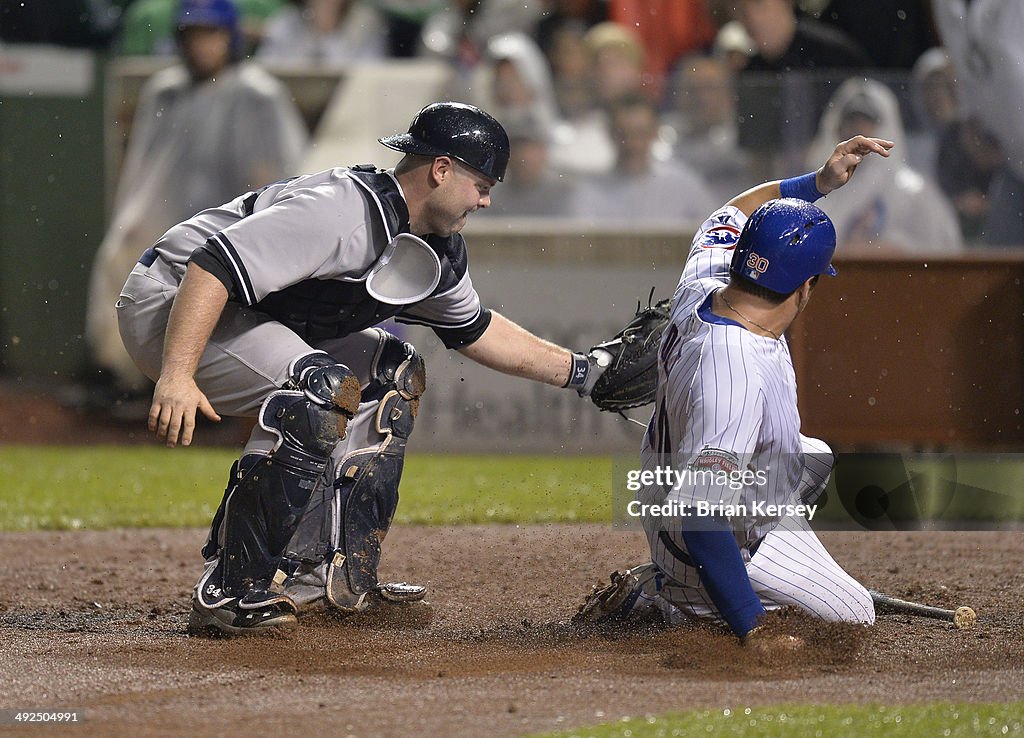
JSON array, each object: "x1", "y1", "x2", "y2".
[
  {"x1": 564, "y1": 350, "x2": 612, "y2": 397},
  {"x1": 563, "y1": 352, "x2": 591, "y2": 390}
]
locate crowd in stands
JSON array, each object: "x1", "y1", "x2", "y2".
[
  {"x1": 4, "y1": 0, "x2": 1021, "y2": 411},
  {"x1": 3, "y1": 0, "x2": 1021, "y2": 252}
]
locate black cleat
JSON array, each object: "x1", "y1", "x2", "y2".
[{"x1": 188, "y1": 595, "x2": 298, "y2": 637}]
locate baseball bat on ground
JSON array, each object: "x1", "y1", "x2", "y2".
[{"x1": 868, "y1": 590, "x2": 976, "y2": 629}]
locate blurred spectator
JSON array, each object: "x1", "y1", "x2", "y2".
[
  {"x1": 256, "y1": 0, "x2": 386, "y2": 67},
  {"x1": 910, "y1": 48, "x2": 957, "y2": 128},
  {"x1": 664, "y1": 55, "x2": 751, "y2": 202},
  {"x1": 469, "y1": 32, "x2": 601, "y2": 178},
  {"x1": 475, "y1": 115, "x2": 576, "y2": 217},
  {"x1": 932, "y1": 0, "x2": 1024, "y2": 247},
  {"x1": 542, "y1": 18, "x2": 595, "y2": 118},
  {"x1": 0, "y1": 0, "x2": 121, "y2": 47},
  {"x1": 737, "y1": 0, "x2": 870, "y2": 71},
  {"x1": 539, "y1": 19, "x2": 652, "y2": 175},
  {"x1": 370, "y1": 0, "x2": 446, "y2": 57},
  {"x1": 534, "y1": 1, "x2": 607, "y2": 119},
  {"x1": 534, "y1": 0, "x2": 607, "y2": 59},
  {"x1": 608, "y1": 0, "x2": 718, "y2": 99},
  {"x1": 818, "y1": 0, "x2": 936, "y2": 69},
  {"x1": 471, "y1": 32, "x2": 562, "y2": 133},
  {"x1": 734, "y1": 0, "x2": 871, "y2": 177},
  {"x1": 85, "y1": 0, "x2": 308, "y2": 400},
  {"x1": 805, "y1": 78, "x2": 962, "y2": 255},
  {"x1": 569, "y1": 94, "x2": 716, "y2": 226},
  {"x1": 712, "y1": 19, "x2": 755, "y2": 72},
  {"x1": 936, "y1": 119, "x2": 1003, "y2": 243},
  {"x1": 119, "y1": 0, "x2": 283, "y2": 55},
  {"x1": 514, "y1": 20, "x2": 654, "y2": 176},
  {"x1": 584, "y1": 21, "x2": 649, "y2": 105},
  {"x1": 419, "y1": 0, "x2": 543, "y2": 73},
  {"x1": 906, "y1": 46, "x2": 957, "y2": 177}
]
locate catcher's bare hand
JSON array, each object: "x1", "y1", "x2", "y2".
[
  {"x1": 815, "y1": 135, "x2": 893, "y2": 195},
  {"x1": 149, "y1": 373, "x2": 221, "y2": 448}
]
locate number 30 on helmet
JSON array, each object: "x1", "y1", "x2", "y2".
[{"x1": 729, "y1": 198, "x2": 838, "y2": 295}]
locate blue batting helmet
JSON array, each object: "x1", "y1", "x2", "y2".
[{"x1": 729, "y1": 198, "x2": 838, "y2": 295}]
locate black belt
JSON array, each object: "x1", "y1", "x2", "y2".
[
  {"x1": 658, "y1": 530, "x2": 764, "y2": 568},
  {"x1": 138, "y1": 247, "x2": 158, "y2": 267}
]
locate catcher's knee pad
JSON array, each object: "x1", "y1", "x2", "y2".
[
  {"x1": 199, "y1": 371, "x2": 359, "y2": 607},
  {"x1": 288, "y1": 352, "x2": 363, "y2": 423},
  {"x1": 285, "y1": 332, "x2": 426, "y2": 611},
  {"x1": 362, "y1": 330, "x2": 427, "y2": 422}
]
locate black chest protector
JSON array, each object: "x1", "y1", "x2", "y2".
[{"x1": 253, "y1": 167, "x2": 468, "y2": 342}]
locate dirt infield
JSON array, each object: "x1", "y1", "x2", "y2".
[
  {"x1": 1, "y1": 382, "x2": 1022, "y2": 733},
  {"x1": 1, "y1": 524, "x2": 1021, "y2": 737}
]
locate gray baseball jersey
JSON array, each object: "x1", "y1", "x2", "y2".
[{"x1": 141, "y1": 166, "x2": 490, "y2": 349}]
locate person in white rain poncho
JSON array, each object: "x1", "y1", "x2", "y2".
[
  {"x1": 86, "y1": 0, "x2": 307, "y2": 395},
  {"x1": 804, "y1": 77, "x2": 963, "y2": 256}
]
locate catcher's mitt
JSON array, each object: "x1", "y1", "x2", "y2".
[{"x1": 588, "y1": 293, "x2": 672, "y2": 413}]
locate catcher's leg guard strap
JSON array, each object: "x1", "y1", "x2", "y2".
[{"x1": 216, "y1": 381, "x2": 357, "y2": 600}]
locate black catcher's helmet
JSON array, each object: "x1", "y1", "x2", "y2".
[{"x1": 379, "y1": 102, "x2": 510, "y2": 182}]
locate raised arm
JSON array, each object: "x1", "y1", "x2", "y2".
[
  {"x1": 727, "y1": 135, "x2": 894, "y2": 216},
  {"x1": 149, "y1": 262, "x2": 227, "y2": 447}
]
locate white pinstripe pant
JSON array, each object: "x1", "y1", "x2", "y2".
[{"x1": 636, "y1": 436, "x2": 875, "y2": 627}]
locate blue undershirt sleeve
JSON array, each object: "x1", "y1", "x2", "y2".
[{"x1": 680, "y1": 516, "x2": 765, "y2": 637}]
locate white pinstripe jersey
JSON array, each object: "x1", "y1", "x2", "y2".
[{"x1": 639, "y1": 205, "x2": 805, "y2": 547}]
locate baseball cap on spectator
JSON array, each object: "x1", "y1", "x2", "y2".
[
  {"x1": 176, "y1": 0, "x2": 240, "y2": 54},
  {"x1": 583, "y1": 22, "x2": 645, "y2": 69}
]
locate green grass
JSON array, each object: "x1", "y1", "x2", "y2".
[
  {"x1": 0, "y1": 446, "x2": 234, "y2": 529},
  {"x1": 398, "y1": 454, "x2": 611, "y2": 525},
  {"x1": 0, "y1": 446, "x2": 611, "y2": 530},
  {"x1": 3, "y1": 446, "x2": 1023, "y2": 531},
  {"x1": 536, "y1": 702, "x2": 1024, "y2": 738}
]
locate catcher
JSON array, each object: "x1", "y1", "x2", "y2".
[
  {"x1": 579, "y1": 135, "x2": 895, "y2": 643},
  {"x1": 116, "y1": 102, "x2": 613, "y2": 636}
]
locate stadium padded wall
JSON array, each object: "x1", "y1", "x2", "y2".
[{"x1": 0, "y1": 45, "x2": 106, "y2": 378}]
